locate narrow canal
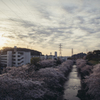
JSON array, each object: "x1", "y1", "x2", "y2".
[{"x1": 58, "y1": 65, "x2": 81, "y2": 100}]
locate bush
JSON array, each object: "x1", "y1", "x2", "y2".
[
  {"x1": 86, "y1": 50, "x2": 100, "y2": 62},
  {"x1": 31, "y1": 57, "x2": 41, "y2": 65},
  {"x1": 0, "y1": 60, "x2": 73, "y2": 100},
  {"x1": 76, "y1": 59, "x2": 100, "y2": 100},
  {"x1": 85, "y1": 64, "x2": 100, "y2": 100},
  {"x1": 35, "y1": 59, "x2": 56, "y2": 70},
  {"x1": 56, "y1": 58, "x2": 62, "y2": 65},
  {"x1": 2, "y1": 65, "x2": 35, "y2": 79},
  {"x1": 0, "y1": 76, "x2": 46, "y2": 100},
  {"x1": 76, "y1": 59, "x2": 87, "y2": 69}
]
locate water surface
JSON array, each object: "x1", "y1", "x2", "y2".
[{"x1": 62, "y1": 65, "x2": 81, "y2": 100}]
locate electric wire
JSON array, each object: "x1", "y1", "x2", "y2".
[
  {"x1": 0, "y1": 0, "x2": 34, "y2": 48},
  {"x1": 1, "y1": 0, "x2": 23, "y2": 21},
  {"x1": 10, "y1": 0, "x2": 28, "y2": 19},
  {"x1": 20, "y1": 0, "x2": 34, "y2": 19}
]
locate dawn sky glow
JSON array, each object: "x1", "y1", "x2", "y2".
[{"x1": 0, "y1": 0, "x2": 100, "y2": 56}]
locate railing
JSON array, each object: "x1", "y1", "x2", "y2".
[
  {"x1": 1, "y1": 62, "x2": 7, "y2": 64},
  {"x1": 0, "y1": 57, "x2": 7, "y2": 60},
  {"x1": 1, "y1": 59, "x2": 7, "y2": 62},
  {"x1": 0, "y1": 55, "x2": 7, "y2": 57},
  {"x1": 18, "y1": 56, "x2": 24, "y2": 59},
  {"x1": 12, "y1": 56, "x2": 24, "y2": 60},
  {"x1": 17, "y1": 59, "x2": 24, "y2": 63}
]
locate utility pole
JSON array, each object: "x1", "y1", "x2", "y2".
[
  {"x1": 86, "y1": 49, "x2": 88, "y2": 54},
  {"x1": 59, "y1": 44, "x2": 62, "y2": 57},
  {"x1": 72, "y1": 48, "x2": 73, "y2": 56}
]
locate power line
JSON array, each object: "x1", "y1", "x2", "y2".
[
  {"x1": 0, "y1": 14, "x2": 22, "y2": 47},
  {"x1": 0, "y1": 9, "x2": 10, "y2": 19},
  {"x1": 10, "y1": 0, "x2": 26, "y2": 17},
  {"x1": 1, "y1": 0, "x2": 30, "y2": 27},
  {"x1": 1, "y1": 0, "x2": 23, "y2": 21},
  {"x1": 20, "y1": 0, "x2": 34, "y2": 17},
  {"x1": 0, "y1": 0, "x2": 35, "y2": 28},
  {"x1": 11, "y1": 0, "x2": 35, "y2": 24},
  {"x1": 0, "y1": 0, "x2": 32, "y2": 46},
  {"x1": 0, "y1": 0, "x2": 35, "y2": 48}
]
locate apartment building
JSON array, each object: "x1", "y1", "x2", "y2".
[{"x1": 0, "y1": 47, "x2": 31, "y2": 67}]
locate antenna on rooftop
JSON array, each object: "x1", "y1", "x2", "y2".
[{"x1": 14, "y1": 46, "x2": 17, "y2": 52}]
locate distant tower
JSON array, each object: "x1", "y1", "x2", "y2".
[
  {"x1": 50, "y1": 52, "x2": 52, "y2": 55},
  {"x1": 72, "y1": 48, "x2": 73, "y2": 56},
  {"x1": 55, "y1": 51, "x2": 57, "y2": 59},
  {"x1": 59, "y1": 44, "x2": 62, "y2": 57}
]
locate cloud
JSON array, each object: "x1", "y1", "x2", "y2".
[
  {"x1": 63, "y1": 5, "x2": 78, "y2": 14},
  {"x1": 3, "y1": 35, "x2": 15, "y2": 39},
  {"x1": 17, "y1": 34, "x2": 28, "y2": 39},
  {"x1": 0, "y1": 0, "x2": 100, "y2": 55},
  {"x1": 9, "y1": 18, "x2": 36, "y2": 28}
]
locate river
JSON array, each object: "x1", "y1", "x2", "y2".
[{"x1": 58, "y1": 65, "x2": 81, "y2": 100}]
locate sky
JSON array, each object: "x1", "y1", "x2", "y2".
[{"x1": 0, "y1": 0, "x2": 100, "y2": 56}]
